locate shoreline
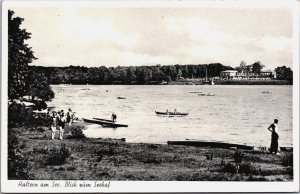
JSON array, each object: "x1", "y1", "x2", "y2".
[
  {"x1": 51, "y1": 80, "x2": 292, "y2": 86},
  {"x1": 10, "y1": 123, "x2": 293, "y2": 181}
]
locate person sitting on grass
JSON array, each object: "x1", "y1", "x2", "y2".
[{"x1": 267, "y1": 119, "x2": 279, "y2": 154}]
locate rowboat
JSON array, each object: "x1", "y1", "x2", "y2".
[
  {"x1": 83, "y1": 118, "x2": 128, "y2": 127},
  {"x1": 155, "y1": 111, "x2": 188, "y2": 116},
  {"x1": 117, "y1": 96, "x2": 126, "y2": 99},
  {"x1": 167, "y1": 140, "x2": 254, "y2": 150}
]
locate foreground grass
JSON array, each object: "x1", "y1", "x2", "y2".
[{"x1": 11, "y1": 124, "x2": 293, "y2": 181}]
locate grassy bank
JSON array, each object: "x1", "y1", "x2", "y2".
[{"x1": 10, "y1": 123, "x2": 293, "y2": 181}]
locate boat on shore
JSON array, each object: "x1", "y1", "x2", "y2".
[
  {"x1": 83, "y1": 118, "x2": 128, "y2": 127},
  {"x1": 93, "y1": 117, "x2": 115, "y2": 123},
  {"x1": 155, "y1": 111, "x2": 188, "y2": 116},
  {"x1": 167, "y1": 140, "x2": 254, "y2": 150}
]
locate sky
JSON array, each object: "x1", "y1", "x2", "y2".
[{"x1": 12, "y1": 6, "x2": 294, "y2": 70}]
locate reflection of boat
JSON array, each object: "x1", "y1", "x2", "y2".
[
  {"x1": 117, "y1": 96, "x2": 126, "y2": 99},
  {"x1": 83, "y1": 118, "x2": 128, "y2": 127},
  {"x1": 207, "y1": 93, "x2": 215, "y2": 96},
  {"x1": 155, "y1": 111, "x2": 188, "y2": 116},
  {"x1": 280, "y1": 147, "x2": 293, "y2": 152},
  {"x1": 198, "y1": 93, "x2": 215, "y2": 96},
  {"x1": 167, "y1": 140, "x2": 254, "y2": 150}
]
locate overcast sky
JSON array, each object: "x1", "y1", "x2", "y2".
[{"x1": 12, "y1": 6, "x2": 293, "y2": 70}]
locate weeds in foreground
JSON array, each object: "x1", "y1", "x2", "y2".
[
  {"x1": 68, "y1": 124, "x2": 86, "y2": 139},
  {"x1": 8, "y1": 130, "x2": 34, "y2": 179},
  {"x1": 45, "y1": 143, "x2": 71, "y2": 165},
  {"x1": 282, "y1": 153, "x2": 293, "y2": 167}
]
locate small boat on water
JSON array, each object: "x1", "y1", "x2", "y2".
[
  {"x1": 262, "y1": 90, "x2": 272, "y2": 94},
  {"x1": 155, "y1": 111, "x2": 188, "y2": 116},
  {"x1": 167, "y1": 140, "x2": 254, "y2": 150},
  {"x1": 117, "y1": 96, "x2": 126, "y2": 99},
  {"x1": 83, "y1": 118, "x2": 128, "y2": 127}
]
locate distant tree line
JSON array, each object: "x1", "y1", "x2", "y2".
[{"x1": 29, "y1": 63, "x2": 235, "y2": 85}]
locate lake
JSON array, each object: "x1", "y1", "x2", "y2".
[{"x1": 48, "y1": 85, "x2": 293, "y2": 147}]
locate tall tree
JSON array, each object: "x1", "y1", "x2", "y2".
[
  {"x1": 27, "y1": 69, "x2": 54, "y2": 101},
  {"x1": 8, "y1": 10, "x2": 37, "y2": 99},
  {"x1": 275, "y1": 66, "x2": 293, "y2": 83},
  {"x1": 252, "y1": 61, "x2": 265, "y2": 74}
]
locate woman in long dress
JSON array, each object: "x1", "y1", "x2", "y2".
[{"x1": 267, "y1": 119, "x2": 279, "y2": 154}]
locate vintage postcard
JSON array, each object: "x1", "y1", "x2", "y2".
[{"x1": 1, "y1": 0, "x2": 299, "y2": 193}]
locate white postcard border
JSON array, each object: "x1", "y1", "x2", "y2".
[{"x1": 1, "y1": 0, "x2": 299, "y2": 193}]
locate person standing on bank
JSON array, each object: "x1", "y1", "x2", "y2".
[
  {"x1": 267, "y1": 119, "x2": 279, "y2": 154},
  {"x1": 66, "y1": 108, "x2": 73, "y2": 126},
  {"x1": 111, "y1": 113, "x2": 117, "y2": 122},
  {"x1": 58, "y1": 111, "x2": 66, "y2": 140},
  {"x1": 50, "y1": 111, "x2": 57, "y2": 140}
]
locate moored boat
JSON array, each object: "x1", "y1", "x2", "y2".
[
  {"x1": 93, "y1": 117, "x2": 115, "y2": 123},
  {"x1": 167, "y1": 140, "x2": 254, "y2": 150},
  {"x1": 83, "y1": 118, "x2": 128, "y2": 127},
  {"x1": 155, "y1": 111, "x2": 188, "y2": 116},
  {"x1": 117, "y1": 96, "x2": 126, "y2": 99}
]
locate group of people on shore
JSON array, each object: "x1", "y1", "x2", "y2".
[{"x1": 50, "y1": 108, "x2": 75, "y2": 140}]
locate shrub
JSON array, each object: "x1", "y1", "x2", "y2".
[
  {"x1": 46, "y1": 143, "x2": 71, "y2": 165},
  {"x1": 68, "y1": 124, "x2": 86, "y2": 139},
  {"x1": 233, "y1": 150, "x2": 244, "y2": 163},
  {"x1": 8, "y1": 131, "x2": 34, "y2": 179},
  {"x1": 282, "y1": 153, "x2": 293, "y2": 167},
  {"x1": 223, "y1": 162, "x2": 237, "y2": 173},
  {"x1": 239, "y1": 162, "x2": 255, "y2": 175}
]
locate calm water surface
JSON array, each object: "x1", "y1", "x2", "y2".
[{"x1": 48, "y1": 85, "x2": 293, "y2": 147}]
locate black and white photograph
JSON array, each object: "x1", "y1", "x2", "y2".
[{"x1": 1, "y1": 0, "x2": 299, "y2": 193}]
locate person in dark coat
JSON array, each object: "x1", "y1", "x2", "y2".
[{"x1": 267, "y1": 119, "x2": 279, "y2": 154}]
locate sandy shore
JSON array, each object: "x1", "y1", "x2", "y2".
[{"x1": 11, "y1": 123, "x2": 293, "y2": 181}]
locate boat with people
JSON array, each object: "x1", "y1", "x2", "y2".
[
  {"x1": 262, "y1": 90, "x2": 272, "y2": 94},
  {"x1": 83, "y1": 118, "x2": 128, "y2": 127},
  {"x1": 117, "y1": 96, "x2": 126, "y2": 99},
  {"x1": 198, "y1": 93, "x2": 215, "y2": 96},
  {"x1": 155, "y1": 111, "x2": 188, "y2": 116}
]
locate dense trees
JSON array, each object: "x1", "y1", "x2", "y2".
[
  {"x1": 8, "y1": 10, "x2": 54, "y2": 101},
  {"x1": 252, "y1": 61, "x2": 265, "y2": 74},
  {"x1": 275, "y1": 66, "x2": 293, "y2": 84},
  {"x1": 8, "y1": 10, "x2": 37, "y2": 99},
  {"x1": 27, "y1": 68, "x2": 54, "y2": 101},
  {"x1": 31, "y1": 63, "x2": 235, "y2": 85}
]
